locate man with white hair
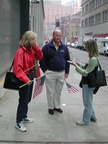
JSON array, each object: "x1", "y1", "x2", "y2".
[{"x1": 40, "y1": 29, "x2": 70, "y2": 115}]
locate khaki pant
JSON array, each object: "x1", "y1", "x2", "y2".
[{"x1": 45, "y1": 70, "x2": 64, "y2": 109}]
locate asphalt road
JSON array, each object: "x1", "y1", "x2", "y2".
[{"x1": 68, "y1": 47, "x2": 108, "y2": 75}]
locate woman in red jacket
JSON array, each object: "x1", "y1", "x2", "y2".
[{"x1": 13, "y1": 31, "x2": 43, "y2": 132}]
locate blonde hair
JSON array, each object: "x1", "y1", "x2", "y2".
[
  {"x1": 19, "y1": 31, "x2": 37, "y2": 48},
  {"x1": 85, "y1": 39, "x2": 99, "y2": 58}
]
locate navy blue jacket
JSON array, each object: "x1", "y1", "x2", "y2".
[{"x1": 39, "y1": 40, "x2": 70, "y2": 74}]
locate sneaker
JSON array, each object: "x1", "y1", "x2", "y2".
[
  {"x1": 76, "y1": 120, "x2": 89, "y2": 126},
  {"x1": 22, "y1": 117, "x2": 34, "y2": 123},
  {"x1": 90, "y1": 117, "x2": 97, "y2": 122},
  {"x1": 15, "y1": 122, "x2": 27, "y2": 132}
]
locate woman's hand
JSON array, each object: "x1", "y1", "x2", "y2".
[
  {"x1": 76, "y1": 61, "x2": 79, "y2": 65},
  {"x1": 26, "y1": 80, "x2": 32, "y2": 85},
  {"x1": 71, "y1": 61, "x2": 77, "y2": 67}
]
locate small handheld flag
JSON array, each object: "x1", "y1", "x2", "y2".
[
  {"x1": 66, "y1": 82, "x2": 78, "y2": 93},
  {"x1": 32, "y1": 75, "x2": 45, "y2": 99}
]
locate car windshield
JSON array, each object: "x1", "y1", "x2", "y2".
[
  {"x1": 105, "y1": 42, "x2": 108, "y2": 46},
  {"x1": 102, "y1": 41, "x2": 108, "y2": 47}
]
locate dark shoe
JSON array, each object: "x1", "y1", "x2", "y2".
[
  {"x1": 90, "y1": 118, "x2": 97, "y2": 122},
  {"x1": 54, "y1": 108, "x2": 63, "y2": 113},
  {"x1": 48, "y1": 109, "x2": 54, "y2": 115}
]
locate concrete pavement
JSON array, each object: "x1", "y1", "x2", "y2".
[{"x1": 0, "y1": 66, "x2": 108, "y2": 144}]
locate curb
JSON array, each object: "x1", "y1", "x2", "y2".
[{"x1": 0, "y1": 78, "x2": 8, "y2": 100}]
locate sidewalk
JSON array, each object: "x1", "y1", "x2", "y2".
[{"x1": 0, "y1": 66, "x2": 108, "y2": 144}]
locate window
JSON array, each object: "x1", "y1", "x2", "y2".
[
  {"x1": 95, "y1": 13, "x2": 101, "y2": 24},
  {"x1": 96, "y1": 0, "x2": 102, "y2": 7},
  {"x1": 82, "y1": 20, "x2": 84, "y2": 27},
  {"x1": 85, "y1": 4, "x2": 88, "y2": 13},
  {"x1": 85, "y1": 18, "x2": 88, "y2": 27},
  {"x1": 103, "y1": 10, "x2": 108, "y2": 22},
  {"x1": 89, "y1": 16, "x2": 94, "y2": 26}
]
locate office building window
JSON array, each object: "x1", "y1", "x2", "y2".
[
  {"x1": 95, "y1": 13, "x2": 101, "y2": 24},
  {"x1": 96, "y1": 0, "x2": 102, "y2": 7},
  {"x1": 89, "y1": 0, "x2": 95, "y2": 11},
  {"x1": 82, "y1": 20, "x2": 84, "y2": 27},
  {"x1": 85, "y1": 18, "x2": 88, "y2": 27},
  {"x1": 89, "y1": 16, "x2": 94, "y2": 26},
  {"x1": 103, "y1": 10, "x2": 108, "y2": 22},
  {"x1": 85, "y1": 4, "x2": 88, "y2": 13}
]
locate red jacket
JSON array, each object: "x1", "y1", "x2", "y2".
[{"x1": 13, "y1": 45, "x2": 43, "y2": 83}]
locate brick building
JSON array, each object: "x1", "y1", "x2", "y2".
[{"x1": 44, "y1": 0, "x2": 81, "y2": 41}]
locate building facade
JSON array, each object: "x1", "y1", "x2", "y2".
[
  {"x1": 44, "y1": 0, "x2": 61, "y2": 5},
  {"x1": 80, "y1": 0, "x2": 108, "y2": 37},
  {"x1": 0, "y1": 0, "x2": 45, "y2": 77},
  {"x1": 30, "y1": 0, "x2": 45, "y2": 47},
  {"x1": 44, "y1": 0, "x2": 81, "y2": 41},
  {"x1": 44, "y1": 1, "x2": 72, "y2": 24},
  {"x1": 0, "y1": 0, "x2": 29, "y2": 77},
  {"x1": 64, "y1": 0, "x2": 81, "y2": 15},
  {"x1": 60, "y1": 11, "x2": 81, "y2": 43}
]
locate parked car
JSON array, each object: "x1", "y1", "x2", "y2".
[{"x1": 66, "y1": 42, "x2": 70, "y2": 46}]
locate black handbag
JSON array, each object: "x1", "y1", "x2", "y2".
[
  {"x1": 88, "y1": 59, "x2": 107, "y2": 88},
  {"x1": 3, "y1": 62, "x2": 24, "y2": 90}
]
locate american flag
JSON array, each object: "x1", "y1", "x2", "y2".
[
  {"x1": 32, "y1": 75, "x2": 45, "y2": 99},
  {"x1": 66, "y1": 82, "x2": 78, "y2": 93}
]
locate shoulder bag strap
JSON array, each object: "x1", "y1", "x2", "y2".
[
  {"x1": 97, "y1": 58, "x2": 102, "y2": 71},
  {"x1": 9, "y1": 61, "x2": 14, "y2": 72},
  {"x1": 9, "y1": 47, "x2": 24, "y2": 72}
]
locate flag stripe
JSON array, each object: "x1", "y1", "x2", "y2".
[
  {"x1": 66, "y1": 82, "x2": 78, "y2": 93},
  {"x1": 32, "y1": 76, "x2": 45, "y2": 98}
]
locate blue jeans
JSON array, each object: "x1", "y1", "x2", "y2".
[
  {"x1": 82, "y1": 84, "x2": 96, "y2": 123},
  {"x1": 16, "y1": 72, "x2": 33, "y2": 123}
]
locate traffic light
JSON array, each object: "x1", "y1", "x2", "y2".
[{"x1": 56, "y1": 19, "x2": 60, "y2": 27}]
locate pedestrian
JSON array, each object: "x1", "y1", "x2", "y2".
[
  {"x1": 13, "y1": 31, "x2": 43, "y2": 132},
  {"x1": 70, "y1": 39, "x2": 99, "y2": 126},
  {"x1": 39, "y1": 29, "x2": 70, "y2": 115}
]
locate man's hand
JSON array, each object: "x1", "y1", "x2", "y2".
[{"x1": 65, "y1": 74, "x2": 68, "y2": 78}]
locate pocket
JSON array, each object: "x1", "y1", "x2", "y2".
[{"x1": 46, "y1": 70, "x2": 54, "y2": 74}]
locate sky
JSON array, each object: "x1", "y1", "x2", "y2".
[
  {"x1": 62, "y1": 0, "x2": 73, "y2": 4},
  {"x1": 62, "y1": 0, "x2": 71, "y2": 4}
]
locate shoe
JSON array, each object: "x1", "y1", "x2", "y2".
[
  {"x1": 48, "y1": 109, "x2": 54, "y2": 115},
  {"x1": 22, "y1": 117, "x2": 34, "y2": 123},
  {"x1": 54, "y1": 108, "x2": 63, "y2": 113},
  {"x1": 76, "y1": 120, "x2": 89, "y2": 126},
  {"x1": 90, "y1": 117, "x2": 97, "y2": 122},
  {"x1": 15, "y1": 122, "x2": 27, "y2": 132}
]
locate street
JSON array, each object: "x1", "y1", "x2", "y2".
[{"x1": 68, "y1": 47, "x2": 108, "y2": 75}]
